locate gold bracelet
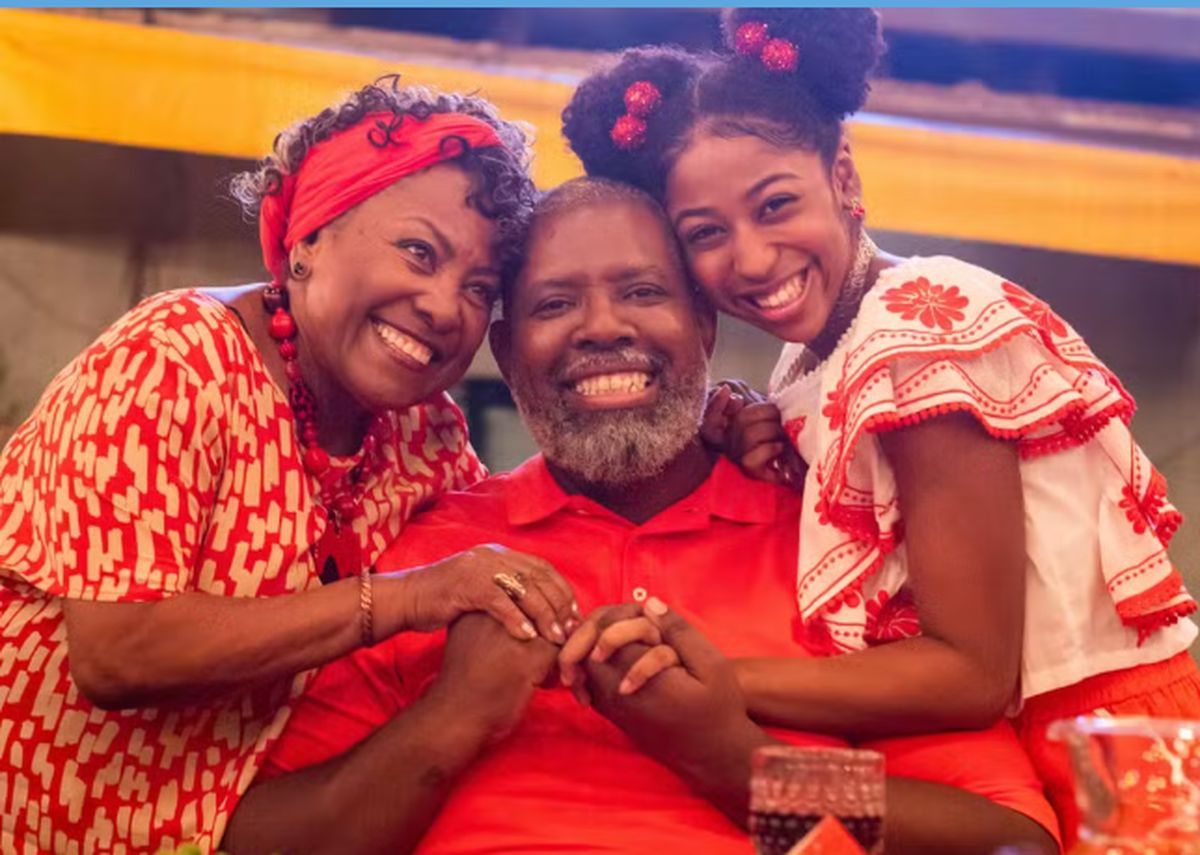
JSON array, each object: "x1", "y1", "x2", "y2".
[{"x1": 358, "y1": 567, "x2": 375, "y2": 647}]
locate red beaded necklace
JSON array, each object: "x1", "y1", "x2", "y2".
[{"x1": 262, "y1": 284, "x2": 391, "y2": 579}]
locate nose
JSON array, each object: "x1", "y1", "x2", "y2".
[
  {"x1": 571, "y1": 292, "x2": 636, "y2": 350},
  {"x1": 411, "y1": 278, "x2": 462, "y2": 336},
  {"x1": 730, "y1": 227, "x2": 778, "y2": 285}
]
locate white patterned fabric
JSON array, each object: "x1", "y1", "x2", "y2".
[{"x1": 770, "y1": 256, "x2": 1196, "y2": 699}]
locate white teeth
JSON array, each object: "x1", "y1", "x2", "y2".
[
  {"x1": 573, "y1": 372, "x2": 652, "y2": 397},
  {"x1": 754, "y1": 273, "x2": 806, "y2": 310},
  {"x1": 374, "y1": 321, "x2": 433, "y2": 366}
]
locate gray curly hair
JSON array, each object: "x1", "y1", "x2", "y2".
[{"x1": 230, "y1": 74, "x2": 537, "y2": 269}]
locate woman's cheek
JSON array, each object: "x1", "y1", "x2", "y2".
[{"x1": 687, "y1": 255, "x2": 725, "y2": 302}]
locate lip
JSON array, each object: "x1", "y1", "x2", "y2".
[
  {"x1": 739, "y1": 267, "x2": 813, "y2": 324},
  {"x1": 562, "y1": 361, "x2": 653, "y2": 385},
  {"x1": 560, "y1": 361, "x2": 659, "y2": 411},
  {"x1": 371, "y1": 318, "x2": 443, "y2": 371}
]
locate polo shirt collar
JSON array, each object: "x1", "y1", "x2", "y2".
[
  {"x1": 504, "y1": 454, "x2": 572, "y2": 526},
  {"x1": 504, "y1": 452, "x2": 779, "y2": 528}
]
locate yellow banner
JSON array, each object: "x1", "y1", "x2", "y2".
[{"x1": 2, "y1": 10, "x2": 1198, "y2": 265}]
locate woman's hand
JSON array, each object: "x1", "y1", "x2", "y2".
[
  {"x1": 382, "y1": 544, "x2": 579, "y2": 644},
  {"x1": 558, "y1": 602, "x2": 678, "y2": 704},
  {"x1": 702, "y1": 382, "x2": 804, "y2": 488},
  {"x1": 700, "y1": 379, "x2": 760, "y2": 451},
  {"x1": 581, "y1": 598, "x2": 768, "y2": 828}
]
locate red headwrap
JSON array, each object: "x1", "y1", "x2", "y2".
[{"x1": 258, "y1": 110, "x2": 504, "y2": 282}]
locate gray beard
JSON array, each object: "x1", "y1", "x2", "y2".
[{"x1": 510, "y1": 353, "x2": 709, "y2": 488}]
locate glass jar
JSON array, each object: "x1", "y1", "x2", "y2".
[
  {"x1": 1049, "y1": 716, "x2": 1200, "y2": 854},
  {"x1": 749, "y1": 745, "x2": 885, "y2": 854}
]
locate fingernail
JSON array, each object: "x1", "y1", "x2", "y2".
[
  {"x1": 565, "y1": 618, "x2": 580, "y2": 634},
  {"x1": 560, "y1": 667, "x2": 573, "y2": 687},
  {"x1": 590, "y1": 647, "x2": 606, "y2": 663},
  {"x1": 521, "y1": 621, "x2": 537, "y2": 639},
  {"x1": 571, "y1": 601, "x2": 581, "y2": 617},
  {"x1": 645, "y1": 596, "x2": 668, "y2": 617},
  {"x1": 551, "y1": 622, "x2": 566, "y2": 643},
  {"x1": 618, "y1": 678, "x2": 634, "y2": 695}
]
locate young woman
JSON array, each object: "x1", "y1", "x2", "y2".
[{"x1": 559, "y1": 10, "x2": 1199, "y2": 843}]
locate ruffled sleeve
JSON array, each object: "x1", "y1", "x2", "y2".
[{"x1": 771, "y1": 256, "x2": 1191, "y2": 643}]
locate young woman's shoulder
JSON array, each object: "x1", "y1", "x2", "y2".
[{"x1": 873, "y1": 254, "x2": 1015, "y2": 300}]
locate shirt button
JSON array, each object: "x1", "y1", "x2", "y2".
[{"x1": 631, "y1": 587, "x2": 648, "y2": 603}]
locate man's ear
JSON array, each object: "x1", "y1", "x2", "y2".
[{"x1": 489, "y1": 318, "x2": 514, "y2": 386}]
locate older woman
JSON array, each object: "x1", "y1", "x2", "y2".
[{"x1": 0, "y1": 78, "x2": 577, "y2": 852}]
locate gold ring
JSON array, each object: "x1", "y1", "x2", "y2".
[{"x1": 493, "y1": 572, "x2": 527, "y2": 601}]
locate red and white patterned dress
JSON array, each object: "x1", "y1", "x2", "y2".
[
  {"x1": 769, "y1": 256, "x2": 1197, "y2": 699},
  {"x1": 0, "y1": 290, "x2": 484, "y2": 853}
]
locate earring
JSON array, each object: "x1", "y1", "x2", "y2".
[
  {"x1": 291, "y1": 260, "x2": 309, "y2": 279},
  {"x1": 849, "y1": 198, "x2": 866, "y2": 220}
]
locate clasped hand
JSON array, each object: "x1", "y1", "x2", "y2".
[{"x1": 558, "y1": 599, "x2": 752, "y2": 765}]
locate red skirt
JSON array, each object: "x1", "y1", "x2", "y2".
[{"x1": 1015, "y1": 652, "x2": 1200, "y2": 849}]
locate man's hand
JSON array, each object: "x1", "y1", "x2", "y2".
[
  {"x1": 432, "y1": 612, "x2": 559, "y2": 743},
  {"x1": 581, "y1": 598, "x2": 775, "y2": 826},
  {"x1": 223, "y1": 612, "x2": 557, "y2": 855}
]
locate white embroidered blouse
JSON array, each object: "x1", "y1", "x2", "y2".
[{"x1": 769, "y1": 255, "x2": 1196, "y2": 700}]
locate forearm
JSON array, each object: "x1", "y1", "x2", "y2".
[
  {"x1": 64, "y1": 574, "x2": 421, "y2": 708},
  {"x1": 652, "y1": 718, "x2": 778, "y2": 828},
  {"x1": 885, "y1": 777, "x2": 1058, "y2": 855},
  {"x1": 735, "y1": 637, "x2": 1017, "y2": 740},
  {"x1": 222, "y1": 689, "x2": 489, "y2": 855}
]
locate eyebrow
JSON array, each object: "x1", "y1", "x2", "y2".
[
  {"x1": 408, "y1": 216, "x2": 454, "y2": 260},
  {"x1": 745, "y1": 172, "x2": 800, "y2": 201},
  {"x1": 605, "y1": 264, "x2": 669, "y2": 283},
  {"x1": 525, "y1": 263, "x2": 670, "y2": 291},
  {"x1": 672, "y1": 171, "x2": 801, "y2": 229}
]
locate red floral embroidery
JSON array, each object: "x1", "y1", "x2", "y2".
[
  {"x1": 864, "y1": 588, "x2": 921, "y2": 643},
  {"x1": 1121, "y1": 468, "x2": 1178, "y2": 541},
  {"x1": 822, "y1": 383, "x2": 847, "y2": 431},
  {"x1": 784, "y1": 416, "x2": 807, "y2": 445},
  {"x1": 1001, "y1": 281, "x2": 1068, "y2": 338},
  {"x1": 814, "y1": 493, "x2": 833, "y2": 526},
  {"x1": 882, "y1": 277, "x2": 969, "y2": 331},
  {"x1": 1120, "y1": 485, "x2": 1150, "y2": 535}
]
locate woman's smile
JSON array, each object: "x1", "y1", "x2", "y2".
[
  {"x1": 740, "y1": 265, "x2": 817, "y2": 328},
  {"x1": 371, "y1": 317, "x2": 436, "y2": 369}
]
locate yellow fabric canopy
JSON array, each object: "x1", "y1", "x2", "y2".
[{"x1": 2, "y1": 10, "x2": 1198, "y2": 266}]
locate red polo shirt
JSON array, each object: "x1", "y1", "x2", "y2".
[{"x1": 263, "y1": 455, "x2": 1060, "y2": 853}]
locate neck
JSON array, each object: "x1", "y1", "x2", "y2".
[
  {"x1": 808, "y1": 234, "x2": 900, "y2": 362},
  {"x1": 226, "y1": 284, "x2": 371, "y2": 457},
  {"x1": 545, "y1": 436, "x2": 717, "y2": 525},
  {"x1": 298, "y1": 345, "x2": 373, "y2": 456}
]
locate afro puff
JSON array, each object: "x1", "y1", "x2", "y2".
[
  {"x1": 562, "y1": 46, "x2": 706, "y2": 199},
  {"x1": 720, "y1": 9, "x2": 883, "y2": 121},
  {"x1": 563, "y1": 9, "x2": 885, "y2": 198}
]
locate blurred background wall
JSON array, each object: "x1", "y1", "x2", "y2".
[{"x1": 1, "y1": 8, "x2": 1198, "y2": 610}]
